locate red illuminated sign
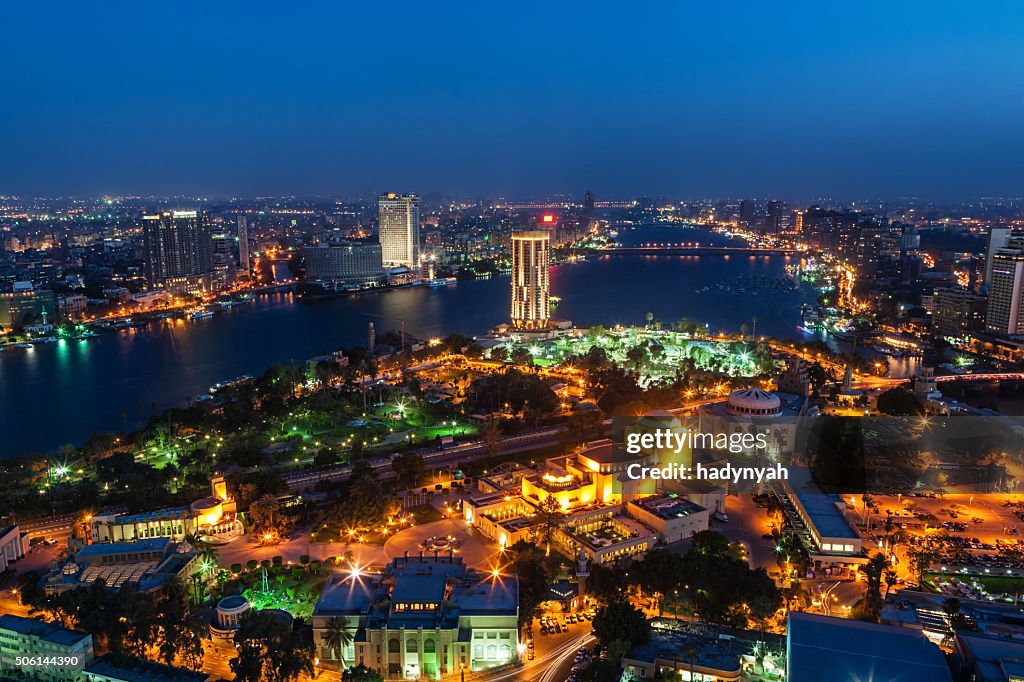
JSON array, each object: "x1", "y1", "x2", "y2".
[{"x1": 542, "y1": 214, "x2": 554, "y2": 223}]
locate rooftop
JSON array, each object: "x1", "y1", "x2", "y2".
[
  {"x1": 0, "y1": 614, "x2": 90, "y2": 648},
  {"x1": 314, "y1": 573, "x2": 377, "y2": 617},
  {"x1": 392, "y1": 573, "x2": 447, "y2": 603},
  {"x1": 630, "y1": 493, "x2": 705, "y2": 520},
  {"x1": 84, "y1": 654, "x2": 209, "y2": 682},
  {"x1": 76, "y1": 536, "x2": 172, "y2": 560},
  {"x1": 787, "y1": 612, "x2": 951, "y2": 682},
  {"x1": 793, "y1": 491, "x2": 859, "y2": 541}
]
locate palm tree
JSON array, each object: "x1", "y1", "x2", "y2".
[
  {"x1": 201, "y1": 545, "x2": 221, "y2": 578},
  {"x1": 685, "y1": 645, "x2": 699, "y2": 681},
  {"x1": 184, "y1": 531, "x2": 207, "y2": 553},
  {"x1": 323, "y1": 616, "x2": 353, "y2": 670}
]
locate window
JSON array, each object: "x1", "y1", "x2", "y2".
[
  {"x1": 388, "y1": 638, "x2": 400, "y2": 654},
  {"x1": 424, "y1": 639, "x2": 436, "y2": 654},
  {"x1": 486, "y1": 644, "x2": 497, "y2": 660},
  {"x1": 407, "y1": 639, "x2": 418, "y2": 653}
]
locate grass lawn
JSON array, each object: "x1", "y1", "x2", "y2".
[{"x1": 239, "y1": 569, "x2": 327, "y2": 620}]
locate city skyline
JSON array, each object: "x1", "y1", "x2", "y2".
[
  {"x1": 7, "y1": 5, "x2": 1024, "y2": 682},
  {"x1": 3, "y1": 3, "x2": 1024, "y2": 199}
]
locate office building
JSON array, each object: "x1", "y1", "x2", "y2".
[
  {"x1": 985, "y1": 238, "x2": 1024, "y2": 336},
  {"x1": 765, "y1": 200, "x2": 785, "y2": 235},
  {"x1": 0, "y1": 614, "x2": 94, "y2": 682},
  {"x1": 933, "y1": 288, "x2": 987, "y2": 339},
  {"x1": 313, "y1": 555, "x2": 518, "y2": 678},
  {"x1": 0, "y1": 286, "x2": 54, "y2": 329},
  {"x1": 57, "y1": 293, "x2": 88, "y2": 321},
  {"x1": 303, "y1": 241, "x2": 384, "y2": 285},
  {"x1": 378, "y1": 193, "x2": 420, "y2": 268},
  {"x1": 510, "y1": 230, "x2": 550, "y2": 329},
  {"x1": 738, "y1": 199, "x2": 756, "y2": 227},
  {"x1": 141, "y1": 210, "x2": 214, "y2": 294},
  {"x1": 237, "y1": 214, "x2": 250, "y2": 278},
  {"x1": 211, "y1": 229, "x2": 236, "y2": 288},
  {"x1": 984, "y1": 228, "x2": 1013, "y2": 289}
]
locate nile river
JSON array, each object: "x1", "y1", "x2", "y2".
[{"x1": 0, "y1": 226, "x2": 818, "y2": 457}]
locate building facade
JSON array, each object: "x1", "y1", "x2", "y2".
[
  {"x1": 0, "y1": 614, "x2": 94, "y2": 682},
  {"x1": 510, "y1": 230, "x2": 550, "y2": 329},
  {"x1": 933, "y1": 288, "x2": 987, "y2": 340},
  {"x1": 303, "y1": 241, "x2": 384, "y2": 284},
  {"x1": 237, "y1": 214, "x2": 250, "y2": 278},
  {"x1": 313, "y1": 555, "x2": 518, "y2": 679},
  {"x1": 378, "y1": 193, "x2": 420, "y2": 268},
  {"x1": 142, "y1": 210, "x2": 214, "y2": 294},
  {"x1": 986, "y1": 237, "x2": 1024, "y2": 336},
  {"x1": 0, "y1": 525, "x2": 25, "y2": 572}
]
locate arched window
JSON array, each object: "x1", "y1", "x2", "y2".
[
  {"x1": 388, "y1": 638, "x2": 400, "y2": 654},
  {"x1": 486, "y1": 644, "x2": 497, "y2": 660},
  {"x1": 424, "y1": 639, "x2": 436, "y2": 654},
  {"x1": 499, "y1": 644, "x2": 511, "y2": 661},
  {"x1": 406, "y1": 639, "x2": 418, "y2": 653}
]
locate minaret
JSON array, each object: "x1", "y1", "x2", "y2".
[
  {"x1": 368, "y1": 322, "x2": 376, "y2": 355},
  {"x1": 576, "y1": 547, "x2": 590, "y2": 597}
]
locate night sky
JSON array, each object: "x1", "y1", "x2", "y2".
[{"x1": 2, "y1": 2, "x2": 1023, "y2": 199}]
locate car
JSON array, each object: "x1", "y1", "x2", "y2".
[{"x1": 43, "y1": 537, "x2": 58, "y2": 546}]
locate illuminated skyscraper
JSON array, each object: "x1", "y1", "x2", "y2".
[
  {"x1": 985, "y1": 237, "x2": 1024, "y2": 335},
  {"x1": 984, "y1": 227, "x2": 1012, "y2": 289},
  {"x1": 377, "y1": 193, "x2": 420, "y2": 268},
  {"x1": 237, "y1": 215, "x2": 250, "y2": 278},
  {"x1": 510, "y1": 230, "x2": 550, "y2": 329},
  {"x1": 142, "y1": 210, "x2": 213, "y2": 293}
]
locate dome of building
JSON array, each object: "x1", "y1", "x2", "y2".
[
  {"x1": 726, "y1": 388, "x2": 782, "y2": 417},
  {"x1": 213, "y1": 595, "x2": 251, "y2": 635}
]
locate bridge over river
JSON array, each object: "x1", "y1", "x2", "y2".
[{"x1": 600, "y1": 245, "x2": 799, "y2": 255}]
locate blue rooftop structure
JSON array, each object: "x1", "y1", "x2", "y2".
[
  {"x1": 788, "y1": 612, "x2": 952, "y2": 682},
  {"x1": 0, "y1": 614, "x2": 90, "y2": 648},
  {"x1": 76, "y1": 536, "x2": 171, "y2": 559}
]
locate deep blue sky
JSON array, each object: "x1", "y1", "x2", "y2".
[{"x1": 2, "y1": 2, "x2": 1023, "y2": 200}]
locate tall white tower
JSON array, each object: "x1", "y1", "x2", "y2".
[
  {"x1": 378, "y1": 193, "x2": 420, "y2": 268},
  {"x1": 510, "y1": 230, "x2": 551, "y2": 329}
]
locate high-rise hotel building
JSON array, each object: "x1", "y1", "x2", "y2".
[
  {"x1": 510, "y1": 230, "x2": 551, "y2": 329},
  {"x1": 985, "y1": 237, "x2": 1024, "y2": 336},
  {"x1": 378, "y1": 193, "x2": 420, "y2": 268},
  {"x1": 142, "y1": 210, "x2": 214, "y2": 294}
]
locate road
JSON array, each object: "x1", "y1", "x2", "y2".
[{"x1": 283, "y1": 424, "x2": 572, "y2": 492}]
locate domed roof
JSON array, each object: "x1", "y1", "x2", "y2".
[
  {"x1": 726, "y1": 388, "x2": 781, "y2": 415},
  {"x1": 217, "y1": 595, "x2": 249, "y2": 613}
]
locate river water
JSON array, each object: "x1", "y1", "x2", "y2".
[{"x1": 0, "y1": 225, "x2": 818, "y2": 457}]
